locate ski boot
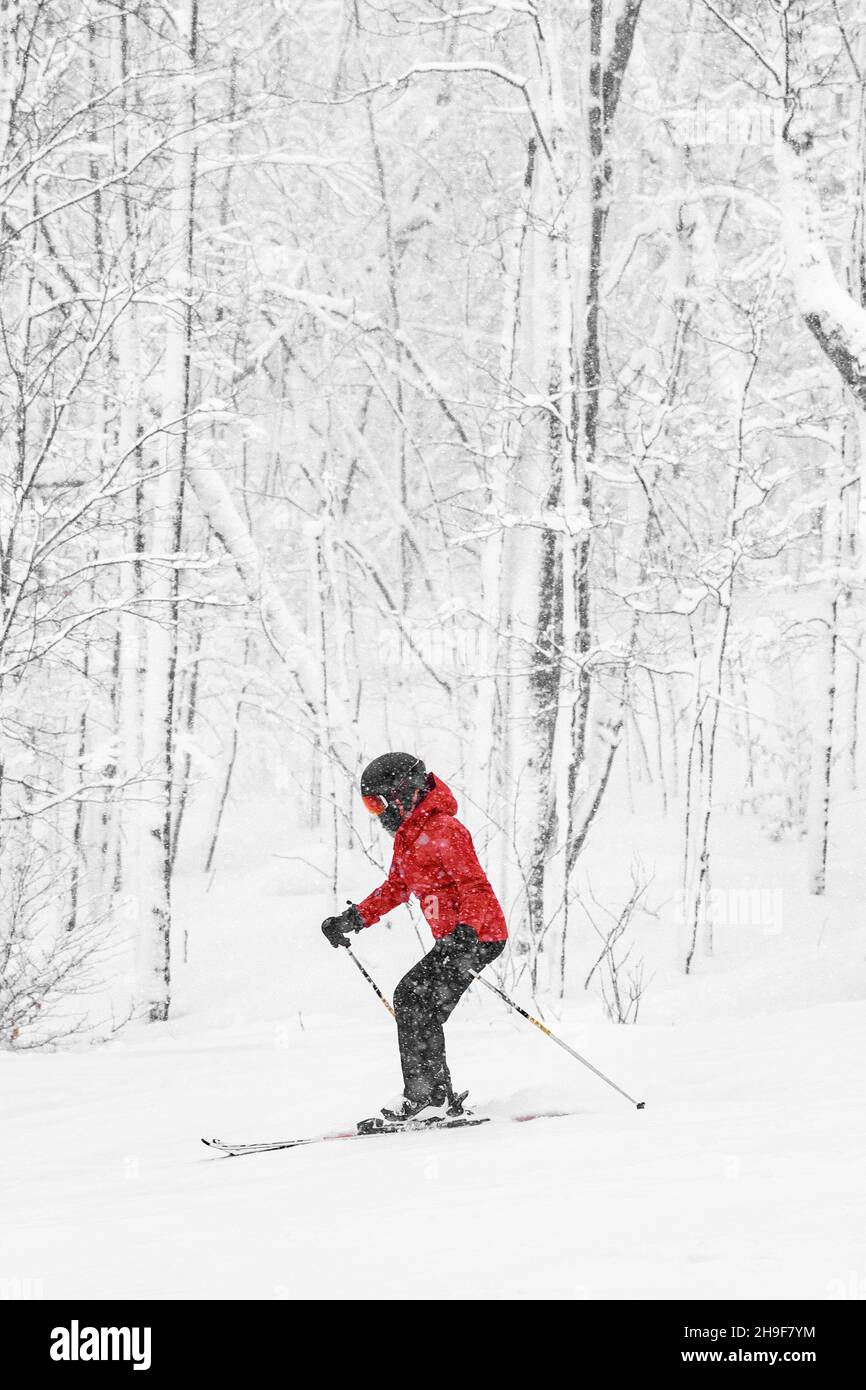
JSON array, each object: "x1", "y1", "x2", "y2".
[
  {"x1": 357, "y1": 1087, "x2": 471, "y2": 1135},
  {"x1": 446, "y1": 1088, "x2": 470, "y2": 1117}
]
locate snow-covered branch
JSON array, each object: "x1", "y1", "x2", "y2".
[{"x1": 777, "y1": 141, "x2": 866, "y2": 410}]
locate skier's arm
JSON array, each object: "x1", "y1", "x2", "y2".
[{"x1": 356, "y1": 859, "x2": 410, "y2": 927}]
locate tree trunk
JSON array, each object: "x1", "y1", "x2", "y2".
[{"x1": 137, "y1": 0, "x2": 198, "y2": 1021}]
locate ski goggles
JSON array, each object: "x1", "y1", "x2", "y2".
[{"x1": 361, "y1": 793, "x2": 387, "y2": 816}]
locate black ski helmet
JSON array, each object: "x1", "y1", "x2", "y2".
[{"x1": 360, "y1": 752, "x2": 428, "y2": 834}]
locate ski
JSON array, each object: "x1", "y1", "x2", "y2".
[
  {"x1": 201, "y1": 1109, "x2": 572, "y2": 1158},
  {"x1": 203, "y1": 1130, "x2": 359, "y2": 1157},
  {"x1": 202, "y1": 1115, "x2": 487, "y2": 1156},
  {"x1": 357, "y1": 1113, "x2": 488, "y2": 1136}
]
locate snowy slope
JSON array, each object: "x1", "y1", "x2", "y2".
[
  {"x1": 3, "y1": 999, "x2": 864, "y2": 1299},
  {"x1": 3, "y1": 795, "x2": 865, "y2": 1301}
]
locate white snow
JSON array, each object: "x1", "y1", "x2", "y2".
[{"x1": 4, "y1": 794, "x2": 864, "y2": 1301}]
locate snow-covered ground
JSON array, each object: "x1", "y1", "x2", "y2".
[{"x1": 3, "y1": 792, "x2": 865, "y2": 1300}]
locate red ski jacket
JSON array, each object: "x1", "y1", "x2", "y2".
[{"x1": 356, "y1": 775, "x2": 508, "y2": 943}]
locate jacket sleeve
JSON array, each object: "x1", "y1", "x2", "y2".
[
  {"x1": 428, "y1": 817, "x2": 496, "y2": 929},
  {"x1": 356, "y1": 857, "x2": 410, "y2": 927}
]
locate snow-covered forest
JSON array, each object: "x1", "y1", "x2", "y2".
[{"x1": 3, "y1": 0, "x2": 864, "y2": 1035}]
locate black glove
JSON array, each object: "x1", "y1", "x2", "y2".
[{"x1": 321, "y1": 902, "x2": 364, "y2": 949}]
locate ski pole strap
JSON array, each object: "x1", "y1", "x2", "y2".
[
  {"x1": 471, "y1": 972, "x2": 645, "y2": 1110},
  {"x1": 345, "y1": 944, "x2": 395, "y2": 1019}
]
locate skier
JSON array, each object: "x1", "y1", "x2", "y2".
[{"x1": 320, "y1": 752, "x2": 507, "y2": 1125}]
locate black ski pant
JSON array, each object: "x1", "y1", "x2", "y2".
[{"x1": 393, "y1": 922, "x2": 505, "y2": 1102}]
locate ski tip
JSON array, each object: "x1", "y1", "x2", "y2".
[
  {"x1": 202, "y1": 1137, "x2": 242, "y2": 1157},
  {"x1": 636, "y1": 1101, "x2": 646, "y2": 1110}
]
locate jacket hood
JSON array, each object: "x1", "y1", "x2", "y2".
[
  {"x1": 422, "y1": 773, "x2": 457, "y2": 817},
  {"x1": 401, "y1": 773, "x2": 456, "y2": 833}
]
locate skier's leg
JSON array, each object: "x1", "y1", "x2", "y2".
[
  {"x1": 393, "y1": 927, "x2": 504, "y2": 1103},
  {"x1": 432, "y1": 927, "x2": 504, "y2": 1024},
  {"x1": 393, "y1": 945, "x2": 449, "y2": 1102},
  {"x1": 430, "y1": 926, "x2": 505, "y2": 1099}
]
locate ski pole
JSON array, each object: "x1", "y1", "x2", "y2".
[
  {"x1": 471, "y1": 971, "x2": 646, "y2": 1110},
  {"x1": 343, "y1": 942, "x2": 644, "y2": 1109},
  {"x1": 344, "y1": 943, "x2": 395, "y2": 1019}
]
